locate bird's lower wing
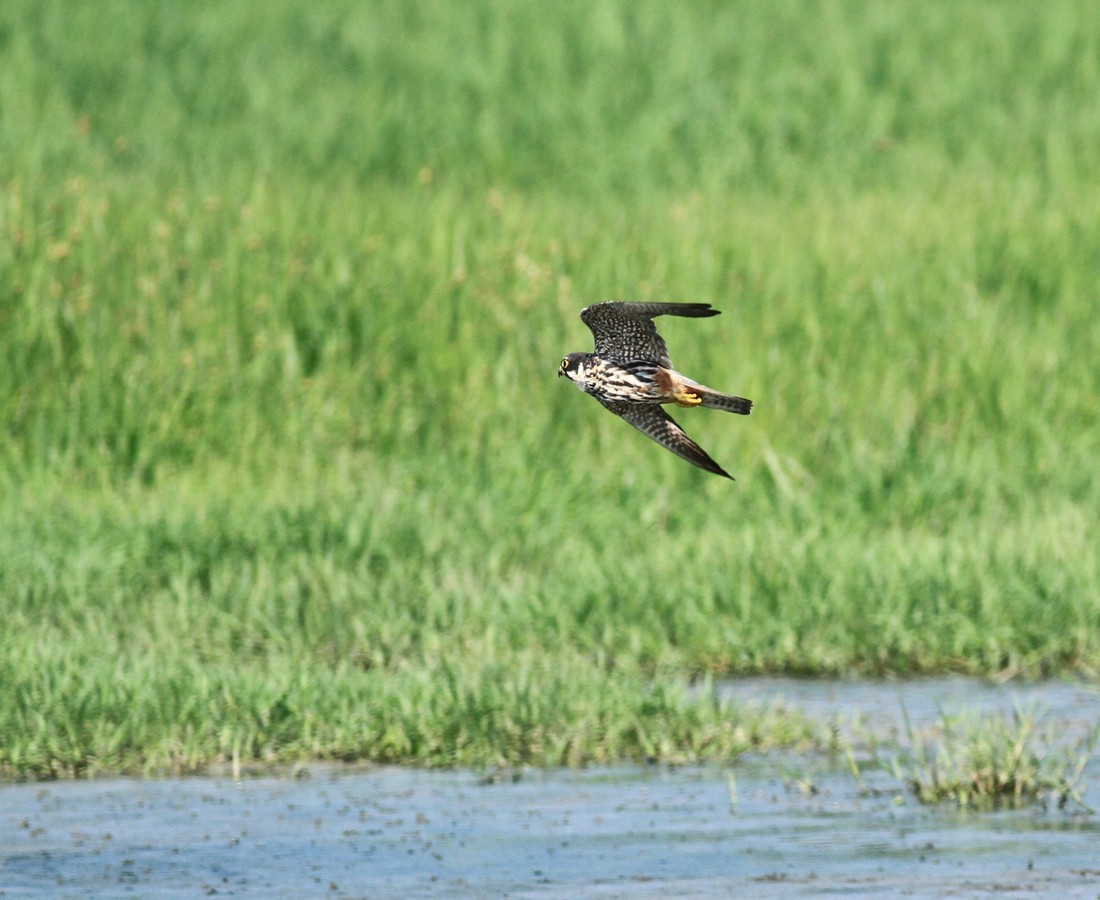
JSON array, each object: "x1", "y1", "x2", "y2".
[{"x1": 602, "y1": 401, "x2": 733, "y2": 479}]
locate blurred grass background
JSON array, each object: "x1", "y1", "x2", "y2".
[{"x1": 1, "y1": 0, "x2": 1099, "y2": 775}]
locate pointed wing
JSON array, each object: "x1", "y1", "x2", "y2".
[
  {"x1": 601, "y1": 400, "x2": 733, "y2": 479},
  {"x1": 580, "y1": 302, "x2": 720, "y2": 367}
]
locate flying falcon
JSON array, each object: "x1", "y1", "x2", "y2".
[{"x1": 558, "y1": 301, "x2": 752, "y2": 479}]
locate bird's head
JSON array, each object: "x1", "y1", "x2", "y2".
[{"x1": 558, "y1": 352, "x2": 593, "y2": 383}]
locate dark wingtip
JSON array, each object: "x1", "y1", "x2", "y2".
[{"x1": 697, "y1": 457, "x2": 734, "y2": 479}]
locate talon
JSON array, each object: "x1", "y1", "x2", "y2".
[{"x1": 674, "y1": 389, "x2": 702, "y2": 407}]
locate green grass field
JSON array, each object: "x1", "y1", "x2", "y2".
[{"x1": 2, "y1": 0, "x2": 1099, "y2": 777}]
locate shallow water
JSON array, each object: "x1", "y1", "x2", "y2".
[
  {"x1": 3, "y1": 678, "x2": 1099, "y2": 898},
  {"x1": 721, "y1": 675, "x2": 1100, "y2": 743}
]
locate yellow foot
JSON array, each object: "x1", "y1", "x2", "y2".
[{"x1": 673, "y1": 389, "x2": 702, "y2": 407}]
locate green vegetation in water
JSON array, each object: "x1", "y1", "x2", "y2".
[
  {"x1": 2, "y1": 1, "x2": 1100, "y2": 775},
  {"x1": 890, "y1": 706, "x2": 1098, "y2": 811}
]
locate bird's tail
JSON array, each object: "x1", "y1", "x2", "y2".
[{"x1": 696, "y1": 387, "x2": 753, "y2": 415}]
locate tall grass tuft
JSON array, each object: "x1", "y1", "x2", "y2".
[{"x1": 891, "y1": 706, "x2": 1098, "y2": 811}]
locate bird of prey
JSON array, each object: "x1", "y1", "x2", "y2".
[{"x1": 558, "y1": 301, "x2": 752, "y2": 479}]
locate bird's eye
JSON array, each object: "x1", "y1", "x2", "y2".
[{"x1": 560, "y1": 358, "x2": 569, "y2": 370}]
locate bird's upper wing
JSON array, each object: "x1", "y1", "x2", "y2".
[
  {"x1": 580, "y1": 302, "x2": 720, "y2": 367},
  {"x1": 600, "y1": 400, "x2": 733, "y2": 479}
]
